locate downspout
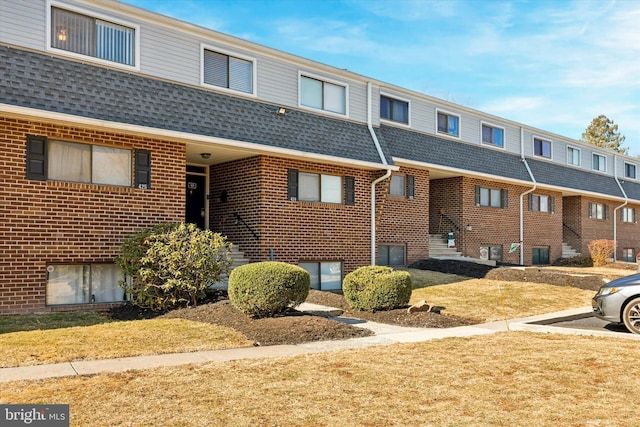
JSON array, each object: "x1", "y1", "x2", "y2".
[
  {"x1": 613, "y1": 153, "x2": 628, "y2": 261},
  {"x1": 519, "y1": 127, "x2": 536, "y2": 265},
  {"x1": 367, "y1": 82, "x2": 392, "y2": 265}
]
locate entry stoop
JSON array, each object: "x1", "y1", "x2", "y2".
[
  {"x1": 429, "y1": 234, "x2": 463, "y2": 258},
  {"x1": 561, "y1": 243, "x2": 581, "y2": 259},
  {"x1": 211, "y1": 245, "x2": 251, "y2": 289}
]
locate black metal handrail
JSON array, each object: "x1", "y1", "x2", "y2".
[
  {"x1": 563, "y1": 223, "x2": 581, "y2": 240},
  {"x1": 234, "y1": 212, "x2": 259, "y2": 241},
  {"x1": 439, "y1": 211, "x2": 461, "y2": 235}
]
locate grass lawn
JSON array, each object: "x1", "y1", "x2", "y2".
[
  {"x1": 0, "y1": 318, "x2": 253, "y2": 368},
  {"x1": 1, "y1": 332, "x2": 637, "y2": 426},
  {"x1": 0, "y1": 268, "x2": 598, "y2": 368},
  {"x1": 411, "y1": 279, "x2": 595, "y2": 322}
]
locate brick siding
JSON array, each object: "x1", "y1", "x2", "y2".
[{"x1": 0, "y1": 116, "x2": 185, "y2": 314}]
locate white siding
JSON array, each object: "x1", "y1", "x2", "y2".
[
  {"x1": 0, "y1": 0, "x2": 46, "y2": 49},
  {"x1": 140, "y1": 23, "x2": 200, "y2": 85}
]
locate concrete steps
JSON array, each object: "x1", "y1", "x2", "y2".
[
  {"x1": 561, "y1": 243, "x2": 581, "y2": 259},
  {"x1": 211, "y1": 244, "x2": 250, "y2": 289},
  {"x1": 429, "y1": 234, "x2": 463, "y2": 258}
]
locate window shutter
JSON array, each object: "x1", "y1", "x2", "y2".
[
  {"x1": 26, "y1": 135, "x2": 47, "y2": 180},
  {"x1": 407, "y1": 175, "x2": 415, "y2": 200},
  {"x1": 528, "y1": 194, "x2": 533, "y2": 211},
  {"x1": 345, "y1": 176, "x2": 355, "y2": 205},
  {"x1": 550, "y1": 196, "x2": 555, "y2": 214},
  {"x1": 635, "y1": 208, "x2": 638, "y2": 224},
  {"x1": 604, "y1": 205, "x2": 609, "y2": 220},
  {"x1": 134, "y1": 149, "x2": 151, "y2": 189},
  {"x1": 287, "y1": 169, "x2": 298, "y2": 201},
  {"x1": 588, "y1": 202, "x2": 593, "y2": 218},
  {"x1": 501, "y1": 189, "x2": 508, "y2": 209},
  {"x1": 475, "y1": 185, "x2": 480, "y2": 206}
]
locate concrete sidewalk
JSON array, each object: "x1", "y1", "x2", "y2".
[{"x1": 1, "y1": 304, "x2": 634, "y2": 383}]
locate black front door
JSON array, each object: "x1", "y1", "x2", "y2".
[{"x1": 185, "y1": 174, "x2": 206, "y2": 229}]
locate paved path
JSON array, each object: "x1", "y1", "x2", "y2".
[{"x1": 2, "y1": 304, "x2": 638, "y2": 383}]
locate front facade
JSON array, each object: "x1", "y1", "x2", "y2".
[{"x1": 1, "y1": 0, "x2": 639, "y2": 314}]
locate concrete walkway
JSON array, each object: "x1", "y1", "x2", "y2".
[{"x1": 2, "y1": 303, "x2": 637, "y2": 383}]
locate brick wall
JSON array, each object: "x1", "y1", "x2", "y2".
[
  {"x1": 615, "y1": 202, "x2": 640, "y2": 261},
  {"x1": 431, "y1": 177, "x2": 563, "y2": 265},
  {"x1": 0, "y1": 116, "x2": 185, "y2": 314},
  {"x1": 377, "y1": 166, "x2": 430, "y2": 265},
  {"x1": 210, "y1": 156, "x2": 374, "y2": 274}
]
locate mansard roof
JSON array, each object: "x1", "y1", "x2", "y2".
[{"x1": 0, "y1": 45, "x2": 392, "y2": 166}]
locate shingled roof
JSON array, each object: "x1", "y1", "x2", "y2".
[{"x1": 0, "y1": 45, "x2": 392, "y2": 166}]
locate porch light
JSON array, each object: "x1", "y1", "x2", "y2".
[{"x1": 200, "y1": 153, "x2": 211, "y2": 159}]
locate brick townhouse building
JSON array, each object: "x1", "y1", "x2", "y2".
[{"x1": 1, "y1": 0, "x2": 639, "y2": 314}]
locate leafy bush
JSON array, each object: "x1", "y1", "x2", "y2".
[
  {"x1": 116, "y1": 223, "x2": 232, "y2": 311},
  {"x1": 228, "y1": 262, "x2": 310, "y2": 318},
  {"x1": 588, "y1": 239, "x2": 616, "y2": 267},
  {"x1": 342, "y1": 266, "x2": 412, "y2": 312}
]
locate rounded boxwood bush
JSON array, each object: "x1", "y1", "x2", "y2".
[
  {"x1": 228, "y1": 262, "x2": 310, "y2": 318},
  {"x1": 342, "y1": 266, "x2": 412, "y2": 312}
]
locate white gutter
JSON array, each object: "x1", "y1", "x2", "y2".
[
  {"x1": 613, "y1": 154, "x2": 628, "y2": 261},
  {"x1": 519, "y1": 127, "x2": 537, "y2": 265},
  {"x1": 367, "y1": 82, "x2": 393, "y2": 265}
]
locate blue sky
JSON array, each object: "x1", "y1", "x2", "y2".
[{"x1": 123, "y1": 0, "x2": 640, "y2": 155}]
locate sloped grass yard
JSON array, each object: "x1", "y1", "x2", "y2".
[
  {"x1": 0, "y1": 264, "x2": 612, "y2": 368},
  {"x1": 2, "y1": 332, "x2": 638, "y2": 426}
]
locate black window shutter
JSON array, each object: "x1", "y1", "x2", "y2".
[
  {"x1": 475, "y1": 185, "x2": 480, "y2": 206},
  {"x1": 635, "y1": 208, "x2": 638, "y2": 224},
  {"x1": 528, "y1": 194, "x2": 533, "y2": 211},
  {"x1": 287, "y1": 169, "x2": 298, "y2": 201},
  {"x1": 501, "y1": 189, "x2": 508, "y2": 209},
  {"x1": 134, "y1": 149, "x2": 151, "y2": 189},
  {"x1": 604, "y1": 205, "x2": 609, "y2": 220},
  {"x1": 345, "y1": 176, "x2": 355, "y2": 205},
  {"x1": 550, "y1": 196, "x2": 555, "y2": 214},
  {"x1": 407, "y1": 175, "x2": 415, "y2": 200},
  {"x1": 26, "y1": 135, "x2": 47, "y2": 180}
]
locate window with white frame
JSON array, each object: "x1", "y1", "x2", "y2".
[
  {"x1": 567, "y1": 147, "x2": 580, "y2": 166},
  {"x1": 49, "y1": 140, "x2": 131, "y2": 186},
  {"x1": 622, "y1": 207, "x2": 637, "y2": 223},
  {"x1": 481, "y1": 123, "x2": 504, "y2": 147},
  {"x1": 378, "y1": 245, "x2": 406, "y2": 266},
  {"x1": 300, "y1": 75, "x2": 346, "y2": 114},
  {"x1": 479, "y1": 246, "x2": 503, "y2": 262},
  {"x1": 588, "y1": 202, "x2": 608, "y2": 220},
  {"x1": 46, "y1": 264, "x2": 125, "y2": 305},
  {"x1": 380, "y1": 95, "x2": 409, "y2": 124},
  {"x1": 592, "y1": 153, "x2": 606, "y2": 172},
  {"x1": 50, "y1": 6, "x2": 136, "y2": 66},
  {"x1": 388, "y1": 174, "x2": 415, "y2": 199},
  {"x1": 203, "y1": 48, "x2": 254, "y2": 94},
  {"x1": 287, "y1": 169, "x2": 354, "y2": 204},
  {"x1": 437, "y1": 111, "x2": 460, "y2": 137},
  {"x1": 298, "y1": 261, "x2": 342, "y2": 290},
  {"x1": 625, "y1": 162, "x2": 636, "y2": 179},
  {"x1": 529, "y1": 194, "x2": 555, "y2": 213},
  {"x1": 475, "y1": 186, "x2": 508, "y2": 209},
  {"x1": 534, "y1": 137, "x2": 551, "y2": 158},
  {"x1": 623, "y1": 248, "x2": 634, "y2": 262}
]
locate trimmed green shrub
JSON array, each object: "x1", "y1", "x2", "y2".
[
  {"x1": 116, "y1": 223, "x2": 232, "y2": 311},
  {"x1": 228, "y1": 262, "x2": 310, "y2": 318},
  {"x1": 342, "y1": 266, "x2": 412, "y2": 312}
]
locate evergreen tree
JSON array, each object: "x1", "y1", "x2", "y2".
[{"x1": 581, "y1": 114, "x2": 627, "y2": 154}]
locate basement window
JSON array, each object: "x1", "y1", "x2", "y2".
[
  {"x1": 46, "y1": 264, "x2": 125, "y2": 305},
  {"x1": 299, "y1": 262, "x2": 342, "y2": 291}
]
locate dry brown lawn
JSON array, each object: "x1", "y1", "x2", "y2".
[
  {"x1": 1, "y1": 332, "x2": 637, "y2": 426},
  {"x1": 411, "y1": 279, "x2": 595, "y2": 322},
  {"x1": 0, "y1": 318, "x2": 252, "y2": 368}
]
